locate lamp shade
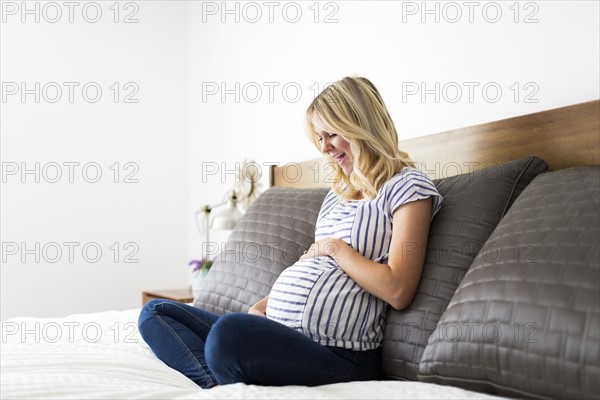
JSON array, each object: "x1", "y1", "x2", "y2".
[{"x1": 211, "y1": 199, "x2": 242, "y2": 230}]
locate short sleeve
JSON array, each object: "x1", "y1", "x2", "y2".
[
  {"x1": 387, "y1": 169, "x2": 443, "y2": 221},
  {"x1": 316, "y1": 188, "x2": 338, "y2": 225}
]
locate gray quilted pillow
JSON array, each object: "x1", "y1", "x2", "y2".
[
  {"x1": 193, "y1": 187, "x2": 330, "y2": 314},
  {"x1": 383, "y1": 156, "x2": 548, "y2": 380},
  {"x1": 418, "y1": 166, "x2": 600, "y2": 399}
]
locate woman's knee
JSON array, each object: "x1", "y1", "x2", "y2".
[
  {"x1": 137, "y1": 299, "x2": 176, "y2": 337},
  {"x1": 138, "y1": 299, "x2": 158, "y2": 323},
  {"x1": 138, "y1": 299, "x2": 159, "y2": 337},
  {"x1": 204, "y1": 314, "x2": 259, "y2": 380},
  {"x1": 205, "y1": 314, "x2": 245, "y2": 354}
]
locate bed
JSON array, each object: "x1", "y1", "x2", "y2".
[
  {"x1": 2, "y1": 100, "x2": 599, "y2": 399},
  {"x1": 1, "y1": 308, "x2": 502, "y2": 399}
]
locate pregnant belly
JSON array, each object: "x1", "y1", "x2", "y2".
[{"x1": 266, "y1": 257, "x2": 335, "y2": 327}]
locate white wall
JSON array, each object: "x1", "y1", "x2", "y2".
[
  {"x1": 1, "y1": 2, "x2": 190, "y2": 319},
  {"x1": 187, "y1": 0, "x2": 599, "y2": 258},
  {"x1": 2, "y1": 1, "x2": 598, "y2": 319}
]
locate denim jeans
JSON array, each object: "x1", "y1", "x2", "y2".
[{"x1": 138, "y1": 299, "x2": 382, "y2": 388}]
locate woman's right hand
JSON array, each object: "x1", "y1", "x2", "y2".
[{"x1": 248, "y1": 296, "x2": 269, "y2": 317}]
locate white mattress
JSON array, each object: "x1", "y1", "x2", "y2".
[{"x1": 1, "y1": 308, "x2": 504, "y2": 399}]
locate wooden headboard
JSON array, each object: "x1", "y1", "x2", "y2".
[{"x1": 270, "y1": 100, "x2": 599, "y2": 187}]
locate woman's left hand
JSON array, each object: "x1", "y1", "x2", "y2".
[{"x1": 299, "y1": 238, "x2": 344, "y2": 260}]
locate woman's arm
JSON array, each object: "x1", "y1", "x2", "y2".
[
  {"x1": 248, "y1": 296, "x2": 269, "y2": 317},
  {"x1": 300, "y1": 197, "x2": 433, "y2": 310}
]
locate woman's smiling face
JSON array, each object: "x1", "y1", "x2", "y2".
[{"x1": 311, "y1": 113, "x2": 354, "y2": 176}]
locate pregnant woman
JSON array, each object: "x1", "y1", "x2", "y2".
[{"x1": 138, "y1": 76, "x2": 442, "y2": 388}]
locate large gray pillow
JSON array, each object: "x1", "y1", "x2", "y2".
[
  {"x1": 382, "y1": 156, "x2": 548, "y2": 380},
  {"x1": 418, "y1": 166, "x2": 600, "y2": 399},
  {"x1": 193, "y1": 187, "x2": 330, "y2": 314}
]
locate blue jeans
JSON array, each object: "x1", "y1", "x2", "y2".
[{"x1": 138, "y1": 299, "x2": 382, "y2": 388}]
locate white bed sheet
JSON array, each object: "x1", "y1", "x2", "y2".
[{"x1": 1, "y1": 308, "x2": 504, "y2": 399}]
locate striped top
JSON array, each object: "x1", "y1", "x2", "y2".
[{"x1": 266, "y1": 167, "x2": 443, "y2": 350}]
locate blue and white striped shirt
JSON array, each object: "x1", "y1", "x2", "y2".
[{"x1": 266, "y1": 167, "x2": 443, "y2": 350}]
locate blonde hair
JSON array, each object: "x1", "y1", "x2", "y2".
[{"x1": 306, "y1": 77, "x2": 415, "y2": 201}]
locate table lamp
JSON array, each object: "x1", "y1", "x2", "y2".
[{"x1": 195, "y1": 190, "x2": 242, "y2": 256}]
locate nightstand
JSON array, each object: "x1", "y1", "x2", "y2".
[{"x1": 142, "y1": 288, "x2": 194, "y2": 305}]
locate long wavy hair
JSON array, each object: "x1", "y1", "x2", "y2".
[{"x1": 306, "y1": 77, "x2": 415, "y2": 201}]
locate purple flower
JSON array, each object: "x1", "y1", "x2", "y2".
[{"x1": 189, "y1": 256, "x2": 216, "y2": 273}]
